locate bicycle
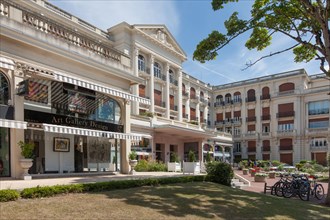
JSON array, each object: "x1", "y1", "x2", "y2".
[
  {"x1": 308, "y1": 176, "x2": 325, "y2": 200},
  {"x1": 282, "y1": 174, "x2": 310, "y2": 201}
]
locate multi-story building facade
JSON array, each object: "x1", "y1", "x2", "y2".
[
  {"x1": 0, "y1": 0, "x2": 328, "y2": 179},
  {"x1": 211, "y1": 70, "x2": 330, "y2": 166},
  {"x1": 0, "y1": 0, "x2": 231, "y2": 179}
]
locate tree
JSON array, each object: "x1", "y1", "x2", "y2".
[{"x1": 193, "y1": 0, "x2": 330, "y2": 77}]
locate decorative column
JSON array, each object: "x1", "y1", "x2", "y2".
[
  {"x1": 149, "y1": 55, "x2": 155, "y2": 114},
  {"x1": 165, "y1": 63, "x2": 170, "y2": 119},
  {"x1": 122, "y1": 100, "x2": 131, "y2": 174},
  {"x1": 196, "y1": 103, "x2": 200, "y2": 124},
  {"x1": 132, "y1": 47, "x2": 139, "y2": 116},
  {"x1": 178, "y1": 69, "x2": 183, "y2": 121},
  {"x1": 185, "y1": 86, "x2": 190, "y2": 120}
]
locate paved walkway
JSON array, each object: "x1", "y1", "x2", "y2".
[
  {"x1": 234, "y1": 169, "x2": 329, "y2": 204},
  {"x1": 0, "y1": 172, "x2": 191, "y2": 190}
]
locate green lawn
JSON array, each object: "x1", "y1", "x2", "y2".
[{"x1": 0, "y1": 182, "x2": 328, "y2": 220}]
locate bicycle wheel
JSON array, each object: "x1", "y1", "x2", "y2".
[
  {"x1": 274, "y1": 182, "x2": 284, "y2": 197},
  {"x1": 298, "y1": 182, "x2": 310, "y2": 201},
  {"x1": 314, "y1": 184, "x2": 325, "y2": 200},
  {"x1": 282, "y1": 182, "x2": 294, "y2": 198}
]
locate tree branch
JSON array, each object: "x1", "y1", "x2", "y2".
[{"x1": 241, "y1": 43, "x2": 300, "y2": 71}]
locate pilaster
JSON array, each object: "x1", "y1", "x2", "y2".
[
  {"x1": 178, "y1": 70, "x2": 183, "y2": 121},
  {"x1": 165, "y1": 63, "x2": 170, "y2": 119},
  {"x1": 149, "y1": 55, "x2": 155, "y2": 113}
]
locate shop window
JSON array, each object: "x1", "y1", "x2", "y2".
[{"x1": 0, "y1": 72, "x2": 9, "y2": 105}]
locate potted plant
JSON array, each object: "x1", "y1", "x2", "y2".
[
  {"x1": 18, "y1": 141, "x2": 35, "y2": 180},
  {"x1": 268, "y1": 171, "x2": 276, "y2": 179},
  {"x1": 242, "y1": 168, "x2": 248, "y2": 175},
  {"x1": 254, "y1": 173, "x2": 268, "y2": 182},
  {"x1": 167, "y1": 152, "x2": 181, "y2": 172},
  {"x1": 128, "y1": 150, "x2": 138, "y2": 174},
  {"x1": 183, "y1": 150, "x2": 200, "y2": 174}
]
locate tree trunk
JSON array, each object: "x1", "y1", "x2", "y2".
[{"x1": 325, "y1": 153, "x2": 330, "y2": 206}]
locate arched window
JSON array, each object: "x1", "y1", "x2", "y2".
[
  {"x1": 96, "y1": 96, "x2": 122, "y2": 124},
  {"x1": 154, "y1": 62, "x2": 162, "y2": 78},
  {"x1": 182, "y1": 83, "x2": 186, "y2": 95},
  {"x1": 225, "y1": 93, "x2": 232, "y2": 103},
  {"x1": 169, "y1": 69, "x2": 174, "y2": 83},
  {"x1": 216, "y1": 95, "x2": 223, "y2": 103},
  {"x1": 279, "y1": 83, "x2": 295, "y2": 93},
  {"x1": 261, "y1": 87, "x2": 270, "y2": 99},
  {"x1": 0, "y1": 71, "x2": 10, "y2": 105},
  {"x1": 247, "y1": 89, "x2": 256, "y2": 102},
  {"x1": 233, "y1": 91, "x2": 241, "y2": 103},
  {"x1": 190, "y1": 87, "x2": 196, "y2": 99},
  {"x1": 138, "y1": 55, "x2": 145, "y2": 72},
  {"x1": 200, "y1": 91, "x2": 204, "y2": 98}
]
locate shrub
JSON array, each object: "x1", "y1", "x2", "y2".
[
  {"x1": 205, "y1": 161, "x2": 234, "y2": 186},
  {"x1": 188, "y1": 150, "x2": 196, "y2": 162},
  {"x1": 0, "y1": 189, "x2": 20, "y2": 202},
  {"x1": 313, "y1": 164, "x2": 325, "y2": 172},
  {"x1": 135, "y1": 159, "x2": 167, "y2": 172},
  {"x1": 205, "y1": 152, "x2": 212, "y2": 163},
  {"x1": 271, "y1": 160, "x2": 281, "y2": 166},
  {"x1": 170, "y1": 152, "x2": 180, "y2": 163},
  {"x1": 20, "y1": 176, "x2": 205, "y2": 199},
  {"x1": 128, "y1": 151, "x2": 137, "y2": 160}
]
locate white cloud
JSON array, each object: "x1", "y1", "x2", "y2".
[{"x1": 49, "y1": 0, "x2": 180, "y2": 35}]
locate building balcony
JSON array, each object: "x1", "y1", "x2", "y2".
[
  {"x1": 170, "y1": 78, "x2": 178, "y2": 86},
  {"x1": 224, "y1": 100, "x2": 233, "y2": 106},
  {"x1": 276, "y1": 111, "x2": 295, "y2": 118},
  {"x1": 200, "y1": 97, "x2": 208, "y2": 105},
  {"x1": 245, "y1": 96, "x2": 256, "y2": 102},
  {"x1": 260, "y1": 94, "x2": 271, "y2": 100},
  {"x1": 232, "y1": 118, "x2": 242, "y2": 125},
  {"x1": 214, "y1": 120, "x2": 224, "y2": 126},
  {"x1": 305, "y1": 127, "x2": 330, "y2": 135},
  {"x1": 138, "y1": 68, "x2": 150, "y2": 77},
  {"x1": 170, "y1": 105, "x2": 178, "y2": 111},
  {"x1": 154, "y1": 73, "x2": 166, "y2": 82},
  {"x1": 261, "y1": 115, "x2": 271, "y2": 120},
  {"x1": 262, "y1": 146, "x2": 271, "y2": 152},
  {"x1": 275, "y1": 89, "x2": 296, "y2": 97},
  {"x1": 190, "y1": 116, "x2": 199, "y2": 121},
  {"x1": 155, "y1": 100, "x2": 165, "y2": 108},
  {"x1": 246, "y1": 116, "x2": 256, "y2": 122},
  {"x1": 247, "y1": 147, "x2": 256, "y2": 153},
  {"x1": 244, "y1": 132, "x2": 258, "y2": 139},
  {"x1": 190, "y1": 95, "x2": 200, "y2": 103},
  {"x1": 261, "y1": 132, "x2": 271, "y2": 137},
  {"x1": 279, "y1": 145, "x2": 293, "y2": 151},
  {"x1": 277, "y1": 129, "x2": 296, "y2": 137},
  {"x1": 233, "y1": 99, "x2": 242, "y2": 105},
  {"x1": 233, "y1": 133, "x2": 242, "y2": 139},
  {"x1": 183, "y1": 114, "x2": 188, "y2": 119},
  {"x1": 182, "y1": 92, "x2": 189, "y2": 99},
  {"x1": 214, "y1": 102, "x2": 224, "y2": 107},
  {"x1": 310, "y1": 145, "x2": 329, "y2": 152}
]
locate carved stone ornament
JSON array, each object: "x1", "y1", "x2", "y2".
[{"x1": 14, "y1": 63, "x2": 28, "y2": 77}]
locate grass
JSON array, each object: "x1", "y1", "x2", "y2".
[{"x1": 0, "y1": 182, "x2": 329, "y2": 220}]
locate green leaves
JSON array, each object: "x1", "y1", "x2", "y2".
[
  {"x1": 194, "y1": 0, "x2": 330, "y2": 76},
  {"x1": 245, "y1": 27, "x2": 271, "y2": 51},
  {"x1": 193, "y1": 31, "x2": 227, "y2": 63}
]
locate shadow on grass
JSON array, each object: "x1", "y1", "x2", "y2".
[{"x1": 98, "y1": 182, "x2": 329, "y2": 220}]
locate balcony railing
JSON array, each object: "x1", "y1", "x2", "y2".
[
  {"x1": 214, "y1": 102, "x2": 224, "y2": 107},
  {"x1": 232, "y1": 118, "x2": 242, "y2": 125},
  {"x1": 190, "y1": 116, "x2": 198, "y2": 121},
  {"x1": 279, "y1": 145, "x2": 293, "y2": 151},
  {"x1": 310, "y1": 145, "x2": 328, "y2": 151},
  {"x1": 170, "y1": 79, "x2": 178, "y2": 86},
  {"x1": 182, "y1": 92, "x2": 189, "y2": 97},
  {"x1": 200, "y1": 97, "x2": 208, "y2": 105},
  {"x1": 246, "y1": 116, "x2": 256, "y2": 122},
  {"x1": 154, "y1": 73, "x2": 166, "y2": 81},
  {"x1": 224, "y1": 100, "x2": 233, "y2": 105},
  {"x1": 245, "y1": 96, "x2": 256, "y2": 102},
  {"x1": 215, "y1": 121, "x2": 224, "y2": 126},
  {"x1": 183, "y1": 114, "x2": 188, "y2": 119},
  {"x1": 260, "y1": 94, "x2": 271, "y2": 100},
  {"x1": 170, "y1": 105, "x2": 178, "y2": 111},
  {"x1": 277, "y1": 111, "x2": 295, "y2": 118},
  {"x1": 245, "y1": 131, "x2": 257, "y2": 136},
  {"x1": 233, "y1": 99, "x2": 242, "y2": 104},
  {"x1": 155, "y1": 100, "x2": 165, "y2": 108},
  {"x1": 262, "y1": 146, "x2": 271, "y2": 152},
  {"x1": 247, "y1": 147, "x2": 256, "y2": 152},
  {"x1": 261, "y1": 115, "x2": 271, "y2": 120}
]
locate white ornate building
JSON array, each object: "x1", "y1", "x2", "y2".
[{"x1": 0, "y1": 0, "x2": 328, "y2": 179}]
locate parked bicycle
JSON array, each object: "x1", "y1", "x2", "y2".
[
  {"x1": 282, "y1": 174, "x2": 310, "y2": 201},
  {"x1": 308, "y1": 176, "x2": 325, "y2": 200}
]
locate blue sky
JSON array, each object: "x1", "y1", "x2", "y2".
[{"x1": 49, "y1": 0, "x2": 323, "y2": 85}]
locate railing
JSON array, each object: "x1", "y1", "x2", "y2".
[
  {"x1": 246, "y1": 116, "x2": 256, "y2": 122},
  {"x1": 190, "y1": 116, "x2": 198, "y2": 121},
  {"x1": 200, "y1": 97, "x2": 208, "y2": 105},
  {"x1": 310, "y1": 145, "x2": 328, "y2": 151},
  {"x1": 245, "y1": 96, "x2": 256, "y2": 102},
  {"x1": 277, "y1": 129, "x2": 295, "y2": 135},
  {"x1": 233, "y1": 99, "x2": 242, "y2": 104},
  {"x1": 214, "y1": 102, "x2": 224, "y2": 107},
  {"x1": 170, "y1": 78, "x2": 178, "y2": 86},
  {"x1": 261, "y1": 115, "x2": 271, "y2": 120},
  {"x1": 276, "y1": 89, "x2": 296, "y2": 96},
  {"x1": 260, "y1": 94, "x2": 271, "y2": 100},
  {"x1": 224, "y1": 100, "x2": 233, "y2": 105},
  {"x1": 214, "y1": 121, "x2": 224, "y2": 126},
  {"x1": 20, "y1": 9, "x2": 125, "y2": 64},
  {"x1": 154, "y1": 73, "x2": 166, "y2": 81},
  {"x1": 277, "y1": 111, "x2": 295, "y2": 118},
  {"x1": 308, "y1": 109, "x2": 329, "y2": 115},
  {"x1": 232, "y1": 118, "x2": 242, "y2": 125},
  {"x1": 170, "y1": 105, "x2": 178, "y2": 111},
  {"x1": 247, "y1": 147, "x2": 256, "y2": 152},
  {"x1": 279, "y1": 145, "x2": 293, "y2": 151},
  {"x1": 262, "y1": 146, "x2": 270, "y2": 152},
  {"x1": 245, "y1": 131, "x2": 257, "y2": 137},
  {"x1": 182, "y1": 92, "x2": 189, "y2": 97},
  {"x1": 155, "y1": 100, "x2": 165, "y2": 108}
]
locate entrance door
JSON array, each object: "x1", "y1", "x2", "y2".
[{"x1": 74, "y1": 136, "x2": 87, "y2": 172}]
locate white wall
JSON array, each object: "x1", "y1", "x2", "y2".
[{"x1": 44, "y1": 133, "x2": 74, "y2": 173}]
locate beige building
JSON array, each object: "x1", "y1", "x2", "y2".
[
  {"x1": 211, "y1": 70, "x2": 330, "y2": 166},
  {"x1": 0, "y1": 0, "x2": 328, "y2": 179},
  {"x1": 0, "y1": 0, "x2": 231, "y2": 179}
]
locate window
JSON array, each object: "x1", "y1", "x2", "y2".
[
  {"x1": 138, "y1": 55, "x2": 145, "y2": 72},
  {"x1": 311, "y1": 138, "x2": 327, "y2": 147},
  {"x1": 233, "y1": 92, "x2": 241, "y2": 102},
  {"x1": 262, "y1": 124, "x2": 270, "y2": 133},
  {"x1": 234, "y1": 142, "x2": 241, "y2": 153},
  {"x1": 154, "y1": 62, "x2": 162, "y2": 78},
  {"x1": 0, "y1": 72, "x2": 9, "y2": 105},
  {"x1": 309, "y1": 120, "x2": 329, "y2": 128},
  {"x1": 234, "y1": 127, "x2": 241, "y2": 136},
  {"x1": 216, "y1": 95, "x2": 223, "y2": 103},
  {"x1": 278, "y1": 123, "x2": 294, "y2": 131},
  {"x1": 308, "y1": 100, "x2": 330, "y2": 115}
]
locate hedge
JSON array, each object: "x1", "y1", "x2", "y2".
[{"x1": 0, "y1": 175, "x2": 205, "y2": 202}]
